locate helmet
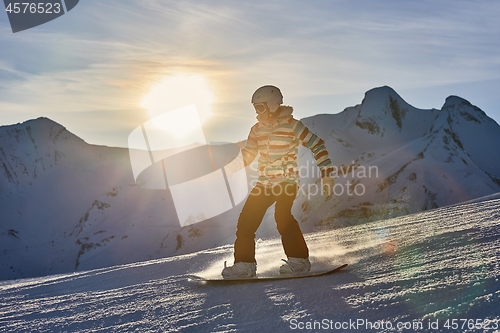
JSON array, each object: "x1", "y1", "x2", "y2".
[{"x1": 251, "y1": 85, "x2": 283, "y2": 114}]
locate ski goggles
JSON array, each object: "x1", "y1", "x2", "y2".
[{"x1": 253, "y1": 102, "x2": 269, "y2": 114}]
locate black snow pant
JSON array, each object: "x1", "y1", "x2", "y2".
[{"x1": 233, "y1": 182, "x2": 309, "y2": 263}]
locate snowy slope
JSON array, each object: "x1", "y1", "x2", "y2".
[
  {"x1": 0, "y1": 196, "x2": 499, "y2": 332},
  {"x1": 1, "y1": 86, "x2": 500, "y2": 281}
]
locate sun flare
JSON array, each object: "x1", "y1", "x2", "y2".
[{"x1": 140, "y1": 74, "x2": 215, "y2": 138}]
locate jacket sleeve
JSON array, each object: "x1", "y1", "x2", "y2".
[
  {"x1": 224, "y1": 124, "x2": 259, "y2": 177},
  {"x1": 293, "y1": 120, "x2": 333, "y2": 177}
]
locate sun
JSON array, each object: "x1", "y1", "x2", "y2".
[{"x1": 140, "y1": 74, "x2": 215, "y2": 138}]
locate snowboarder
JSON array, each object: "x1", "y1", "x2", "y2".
[{"x1": 222, "y1": 85, "x2": 335, "y2": 279}]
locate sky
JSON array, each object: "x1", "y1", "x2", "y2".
[{"x1": 1, "y1": 0, "x2": 500, "y2": 147}]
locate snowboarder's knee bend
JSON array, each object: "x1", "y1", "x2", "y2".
[{"x1": 275, "y1": 214, "x2": 299, "y2": 236}]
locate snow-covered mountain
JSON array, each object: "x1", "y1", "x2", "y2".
[
  {"x1": 0, "y1": 118, "x2": 241, "y2": 280},
  {"x1": 1, "y1": 195, "x2": 499, "y2": 332},
  {"x1": 1, "y1": 86, "x2": 500, "y2": 281},
  {"x1": 295, "y1": 86, "x2": 500, "y2": 229}
]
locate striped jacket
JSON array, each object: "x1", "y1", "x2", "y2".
[{"x1": 242, "y1": 106, "x2": 333, "y2": 186}]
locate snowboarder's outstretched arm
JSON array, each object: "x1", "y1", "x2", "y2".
[{"x1": 224, "y1": 126, "x2": 258, "y2": 177}]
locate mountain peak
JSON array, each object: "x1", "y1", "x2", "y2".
[
  {"x1": 360, "y1": 86, "x2": 409, "y2": 112},
  {"x1": 442, "y1": 95, "x2": 489, "y2": 123},
  {"x1": 443, "y1": 95, "x2": 486, "y2": 114},
  {"x1": 363, "y1": 85, "x2": 401, "y2": 102},
  {"x1": 444, "y1": 95, "x2": 473, "y2": 107},
  {"x1": 21, "y1": 116, "x2": 65, "y2": 130},
  {"x1": 365, "y1": 85, "x2": 398, "y2": 96},
  {"x1": 351, "y1": 85, "x2": 417, "y2": 134},
  {"x1": 5, "y1": 116, "x2": 86, "y2": 146}
]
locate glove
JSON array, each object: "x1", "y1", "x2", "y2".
[{"x1": 321, "y1": 176, "x2": 335, "y2": 196}]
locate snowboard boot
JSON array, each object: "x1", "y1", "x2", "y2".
[
  {"x1": 279, "y1": 257, "x2": 311, "y2": 275},
  {"x1": 221, "y1": 261, "x2": 257, "y2": 279}
]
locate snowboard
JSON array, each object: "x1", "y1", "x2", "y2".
[{"x1": 188, "y1": 263, "x2": 348, "y2": 283}]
